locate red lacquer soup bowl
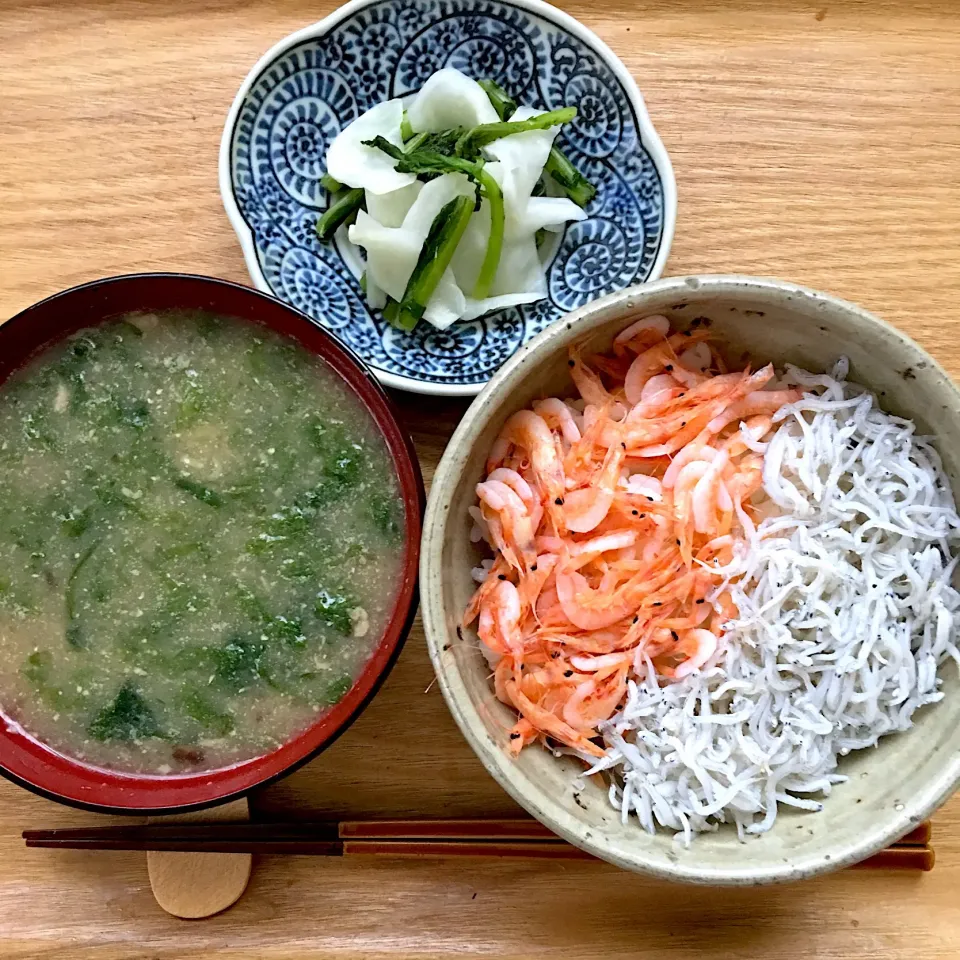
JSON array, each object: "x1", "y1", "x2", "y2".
[{"x1": 0, "y1": 274, "x2": 424, "y2": 813}]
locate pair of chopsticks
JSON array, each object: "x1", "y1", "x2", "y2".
[{"x1": 22, "y1": 818, "x2": 935, "y2": 869}]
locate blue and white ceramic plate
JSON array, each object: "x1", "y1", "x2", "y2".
[{"x1": 220, "y1": 0, "x2": 676, "y2": 395}]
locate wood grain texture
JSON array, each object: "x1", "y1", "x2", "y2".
[
  {"x1": 1, "y1": 0, "x2": 960, "y2": 956},
  {"x1": 147, "y1": 799, "x2": 251, "y2": 919}
]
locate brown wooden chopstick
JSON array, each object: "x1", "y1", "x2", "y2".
[
  {"x1": 21, "y1": 818, "x2": 553, "y2": 846},
  {"x1": 851, "y1": 846, "x2": 935, "y2": 871},
  {"x1": 21, "y1": 818, "x2": 934, "y2": 869},
  {"x1": 21, "y1": 821, "x2": 573, "y2": 856},
  {"x1": 21, "y1": 817, "x2": 932, "y2": 845},
  {"x1": 343, "y1": 842, "x2": 934, "y2": 868},
  {"x1": 338, "y1": 817, "x2": 560, "y2": 840},
  {"x1": 898, "y1": 821, "x2": 933, "y2": 846}
]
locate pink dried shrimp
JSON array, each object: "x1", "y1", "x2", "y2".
[{"x1": 462, "y1": 315, "x2": 799, "y2": 757}]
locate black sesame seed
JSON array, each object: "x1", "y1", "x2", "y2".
[
  {"x1": 554, "y1": 497, "x2": 563, "y2": 505},
  {"x1": 665, "y1": 364, "x2": 673, "y2": 372},
  {"x1": 509, "y1": 732, "x2": 521, "y2": 739},
  {"x1": 679, "y1": 392, "x2": 685, "y2": 398},
  {"x1": 568, "y1": 359, "x2": 575, "y2": 367},
  {"x1": 681, "y1": 421, "x2": 686, "y2": 427},
  {"x1": 531, "y1": 563, "x2": 538, "y2": 571},
  {"x1": 676, "y1": 539, "x2": 681, "y2": 546},
  {"x1": 632, "y1": 509, "x2": 639, "y2": 516},
  {"x1": 633, "y1": 616, "x2": 639, "y2": 623},
  {"x1": 564, "y1": 670, "x2": 573, "y2": 677},
  {"x1": 498, "y1": 574, "x2": 507, "y2": 581},
  {"x1": 647, "y1": 496, "x2": 654, "y2": 502},
  {"x1": 671, "y1": 631, "x2": 679, "y2": 640},
  {"x1": 621, "y1": 442, "x2": 626, "y2": 449},
  {"x1": 696, "y1": 598, "x2": 705, "y2": 604},
  {"x1": 639, "y1": 513, "x2": 646, "y2": 518},
  {"x1": 654, "y1": 601, "x2": 663, "y2": 607}
]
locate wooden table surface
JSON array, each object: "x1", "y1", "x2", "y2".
[{"x1": 3, "y1": 0, "x2": 960, "y2": 956}]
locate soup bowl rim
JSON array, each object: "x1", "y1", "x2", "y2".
[{"x1": 0, "y1": 271, "x2": 424, "y2": 814}]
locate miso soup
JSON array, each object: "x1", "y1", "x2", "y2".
[{"x1": 0, "y1": 311, "x2": 406, "y2": 773}]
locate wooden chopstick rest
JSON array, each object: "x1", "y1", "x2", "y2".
[{"x1": 146, "y1": 798, "x2": 251, "y2": 919}]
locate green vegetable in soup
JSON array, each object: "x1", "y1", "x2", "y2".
[
  {"x1": 180, "y1": 689, "x2": 235, "y2": 738},
  {"x1": 155, "y1": 540, "x2": 209, "y2": 563},
  {"x1": 0, "y1": 312, "x2": 405, "y2": 774},
  {"x1": 214, "y1": 637, "x2": 267, "y2": 691},
  {"x1": 175, "y1": 377, "x2": 219, "y2": 428},
  {"x1": 22, "y1": 650, "x2": 61, "y2": 708},
  {"x1": 89, "y1": 683, "x2": 163, "y2": 742},
  {"x1": 173, "y1": 475, "x2": 224, "y2": 507},
  {"x1": 233, "y1": 581, "x2": 270, "y2": 622},
  {"x1": 59, "y1": 506, "x2": 92, "y2": 539},
  {"x1": 65, "y1": 539, "x2": 101, "y2": 649},
  {"x1": 368, "y1": 491, "x2": 403, "y2": 543},
  {"x1": 308, "y1": 419, "x2": 368, "y2": 494},
  {"x1": 265, "y1": 615, "x2": 306, "y2": 648},
  {"x1": 324, "y1": 673, "x2": 354, "y2": 705},
  {"x1": 113, "y1": 397, "x2": 150, "y2": 431},
  {"x1": 315, "y1": 590, "x2": 355, "y2": 634}
]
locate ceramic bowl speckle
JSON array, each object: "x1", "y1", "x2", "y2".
[
  {"x1": 421, "y1": 275, "x2": 960, "y2": 884},
  {"x1": 219, "y1": 0, "x2": 675, "y2": 396}
]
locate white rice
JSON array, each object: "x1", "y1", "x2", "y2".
[{"x1": 587, "y1": 359, "x2": 960, "y2": 843}]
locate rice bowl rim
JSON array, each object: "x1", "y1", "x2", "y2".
[{"x1": 422, "y1": 274, "x2": 960, "y2": 885}]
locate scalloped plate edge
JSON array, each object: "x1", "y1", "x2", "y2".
[{"x1": 218, "y1": 0, "x2": 677, "y2": 396}]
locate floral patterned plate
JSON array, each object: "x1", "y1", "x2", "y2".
[{"x1": 219, "y1": 0, "x2": 676, "y2": 395}]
